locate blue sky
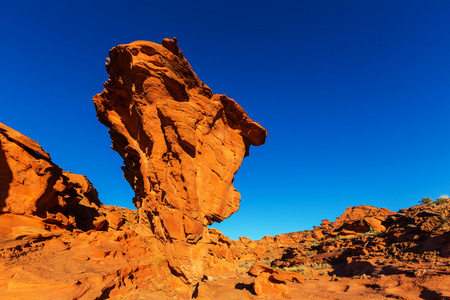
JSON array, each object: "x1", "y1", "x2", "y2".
[{"x1": 1, "y1": 1, "x2": 450, "y2": 240}]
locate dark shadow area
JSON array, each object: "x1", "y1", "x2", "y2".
[
  {"x1": 0, "y1": 141, "x2": 13, "y2": 211},
  {"x1": 162, "y1": 74, "x2": 189, "y2": 103},
  {"x1": 365, "y1": 283, "x2": 382, "y2": 290},
  {"x1": 381, "y1": 265, "x2": 410, "y2": 276},
  {"x1": 98, "y1": 283, "x2": 116, "y2": 300},
  {"x1": 192, "y1": 283, "x2": 199, "y2": 298},
  {"x1": 419, "y1": 287, "x2": 446, "y2": 300},
  {"x1": 73, "y1": 203, "x2": 103, "y2": 231},
  {"x1": 235, "y1": 282, "x2": 256, "y2": 295}
]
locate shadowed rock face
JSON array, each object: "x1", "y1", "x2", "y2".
[{"x1": 93, "y1": 38, "x2": 267, "y2": 288}]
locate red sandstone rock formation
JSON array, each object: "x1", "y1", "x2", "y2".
[
  {"x1": 1, "y1": 132, "x2": 449, "y2": 300},
  {"x1": 331, "y1": 205, "x2": 395, "y2": 234},
  {"x1": 2, "y1": 39, "x2": 450, "y2": 299},
  {"x1": 0, "y1": 123, "x2": 101, "y2": 230},
  {"x1": 0, "y1": 123, "x2": 185, "y2": 299},
  {"x1": 248, "y1": 263, "x2": 303, "y2": 298},
  {"x1": 93, "y1": 38, "x2": 267, "y2": 291}
]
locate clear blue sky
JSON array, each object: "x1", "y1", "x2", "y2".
[{"x1": 1, "y1": 1, "x2": 450, "y2": 240}]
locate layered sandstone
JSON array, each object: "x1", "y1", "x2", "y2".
[
  {"x1": 93, "y1": 38, "x2": 267, "y2": 290},
  {"x1": 0, "y1": 123, "x2": 184, "y2": 299},
  {"x1": 0, "y1": 123, "x2": 101, "y2": 230}
]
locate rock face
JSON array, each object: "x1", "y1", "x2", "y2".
[
  {"x1": 0, "y1": 123, "x2": 101, "y2": 230},
  {"x1": 93, "y1": 38, "x2": 267, "y2": 289},
  {"x1": 0, "y1": 123, "x2": 184, "y2": 299}
]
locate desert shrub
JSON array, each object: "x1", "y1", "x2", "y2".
[
  {"x1": 420, "y1": 197, "x2": 433, "y2": 204},
  {"x1": 436, "y1": 196, "x2": 449, "y2": 205},
  {"x1": 436, "y1": 199, "x2": 447, "y2": 205},
  {"x1": 238, "y1": 261, "x2": 255, "y2": 269},
  {"x1": 283, "y1": 265, "x2": 306, "y2": 273},
  {"x1": 148, "y1": 253, "x2": 166, "y2": 267},
  {"x1": 301, "y1": 270, "x2": 315, "y2": 277},
  {"x1": 259, "y1": 257, "x2": 272, "y2": 266},
  {"x1": 363, "y1": 226, "x2": 381, "y2": 236},
  {"x1": 310, "y1": 262, "x2": 332, "y2": 269},
  {"x1": 325, "y1": 235, "x2": 355, "y2": 242},
  {"x1": 283, "y1": 265, "x2": 315, "y2": 277},
  {"x1": 282, "y1": 262, "x2": 331, "y2": 277}
]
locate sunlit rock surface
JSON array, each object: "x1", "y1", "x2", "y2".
[
  {"x1": 93, "y1": 38, "x2": 267, "y2": 289},
  {"x1": 0, "y1": 122, "x2": 101, "y2": 229}
]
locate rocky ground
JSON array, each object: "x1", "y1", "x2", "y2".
[
  {"x1": 1, "y1": 199, "x2": 449, "y2": 299},
  {"x1": 201, "y1": 201, "x2": 450, "y2": 299}
]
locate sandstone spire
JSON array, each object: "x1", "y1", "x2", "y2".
[{"x1": 93, "y1": 38, "x2": 267, "y2": 291}]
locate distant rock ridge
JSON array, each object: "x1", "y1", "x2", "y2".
[{"x1": 93, "y1": 38, "x2": 267, "y2": 291}]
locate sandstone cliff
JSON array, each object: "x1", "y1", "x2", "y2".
[{"x1": 93, "y1": 38, "x2": 267, "y2": 291}]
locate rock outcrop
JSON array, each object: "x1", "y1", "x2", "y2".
[
  {"x1": 0, "y1": 123, "x2": 101, "y2": 230},
  {"x1": 248, "y1": 263, "x2": 303, "y2": 298},
  {"x1": 0, "y1": 123, "x2": 187, "y2": 299},
  {"x1": 93, "y1": 38, "x2": 267, "y2": 291},
  {"x1": 330, "y1": 205, "x2": 395, "y2": 234}
]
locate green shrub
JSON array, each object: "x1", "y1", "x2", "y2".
[
  {"x1": 436, "y1": 196, "x2": 449, "y2": 205},
  {"x1": 420, "y1": 197, "x2": 433, "y2": 204}
]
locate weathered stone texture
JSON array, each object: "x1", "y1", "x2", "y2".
[
  {"x1": 0, "y1": 122, "x2": 101, "y2": 229},
  {"x1": 93, "y1": 38, "x2": 267, "y2": 288}
]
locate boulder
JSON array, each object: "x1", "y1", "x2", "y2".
[
  {"x1": 332, "y1": 205, "x2": 394, "y2": 234},
  {"x1": 249, "y1": 263, "x2": 302, "y2": 298}
]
